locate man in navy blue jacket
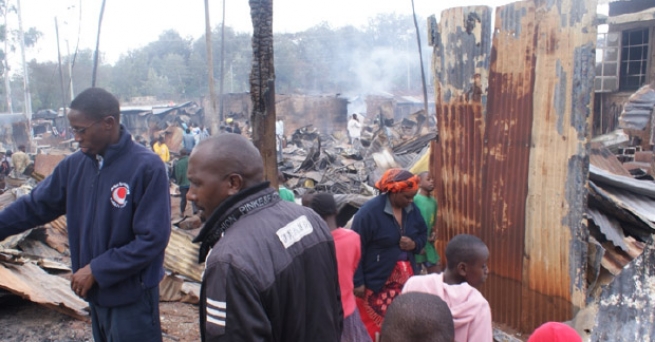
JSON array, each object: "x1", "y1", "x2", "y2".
[{"x1": 0, "y1": 88, "x2": 171, "y2": 342}]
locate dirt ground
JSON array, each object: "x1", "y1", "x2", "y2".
[{"x1": 0, "y1": 296, "x2": 200, "y2": 342}]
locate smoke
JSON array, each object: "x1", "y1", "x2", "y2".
[{"x1": 352, "y1": 47, "x2": 414, "y2": 95}]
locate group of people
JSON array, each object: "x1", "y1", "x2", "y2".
[
  {"x1": 0, "y1": 87, "x2": 582, "y2": 342},
  {"x1": 0, "y1": 145, "x2": 31, "y2": 178}
]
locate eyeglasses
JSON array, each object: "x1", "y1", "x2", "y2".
[{"x1": 70, "y1": 119, "x2": 103, "y2": 135}]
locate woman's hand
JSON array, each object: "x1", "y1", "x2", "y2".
[
  {"x1": 354, "y1": 285, "x2": 366, "y2": 298},
  {"x1": 399, "y1": 236, "x2": 416, "y2": 251}
]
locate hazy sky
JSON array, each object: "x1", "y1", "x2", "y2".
[{"x1": 16, "y1": 0, "x2": 523, "y2": 65}]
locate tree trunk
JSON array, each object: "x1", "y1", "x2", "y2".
[
  {"x1": 249, "y1": 0, "x2": 278, "y2": 187},
  {"x1": 204, "y1": 0, "x2": 219, "y2": 135}
]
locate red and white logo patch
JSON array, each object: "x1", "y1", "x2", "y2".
[{"x1": 110, "y1": 182, "x2": 130, "y2": 208}]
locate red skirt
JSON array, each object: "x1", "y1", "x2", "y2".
[{"x1": 355, "y1": 261, "x2": 414, "y2": 341}]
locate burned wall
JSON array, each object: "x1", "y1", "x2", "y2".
[
  {"x1": 215, "y1": 93, "x2": 348, "y2": 136},
  {"x1": 431, "y1": 0, "x2": 595, "y2": 334}
]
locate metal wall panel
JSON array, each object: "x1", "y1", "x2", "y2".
[
  {"x1": 431, "y1": 6, "x2": 491, "y2": 256},
  {"x1": 480, "y1": 0, "x2": 536, "y2": 330},
  {"x1": 431, "y1": 0, "x2": 596, "y2": 333}
]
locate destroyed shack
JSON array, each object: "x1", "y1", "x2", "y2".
[
  {"x1": 120, "y1": 101, "x2": 203, "y2": 153},
  {"x1": 364, "y1": 93, "x2": 436, "y2": 124},
  {"x1": 216, "y1": 93, "x2": 348, "y2": 137},
  {"x1": 594, "y1": 0, "x2": 655, "y2": 135}
]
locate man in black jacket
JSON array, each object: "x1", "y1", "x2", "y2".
[{"x1": 187, "y1": 134, "x2": 343, "y2": 342}]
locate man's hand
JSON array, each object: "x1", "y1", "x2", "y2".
[
  {"x1": 354, "y1": 285, "x2": 366, "y2": 299},
  {"x1": 399, "y1": 236, "x2": 416, "y2": 251},
  {"x1": 71, "y1": 264, "x2": 96, "y2": 299}
]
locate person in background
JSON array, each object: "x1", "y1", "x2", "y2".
[
  {"x1": 277, "y1": 170, "x2": 295, "y2": 202},
  {"x1": 173, "y1": 148, "x2": 196, "y2": 217},
  {"x1": 380, "y1": 292, "x2": 455, "y2": 342},
  {"x1": 403, "y1": 234, "x2": 492, "y2": 342},
  {"x1": 347, "y1": 114, "x2": 362, "y2": 147},
  {"x1": 153, "y1": 136, "x2": 169, "y2": 164},
  {"x1": 301, "y1": 188, "x2": 317, "y2": 207},
  {"x1": 11, "y1": 145, "x2": 30, "y2": 175},
  {"x1": 0, "y1": 160, "x2": 11, "y2": 176},
  {"x1": 187, "y1": 134, "x2": 343, "y2": 341},
  {"x1": 225, "y1": 118, "x2": 233, "y2": 133},
  {"x1": 309, "y1": 193, "x2": 371, "y2": 342},
  {"x1": 191, "y1": 123, "x2": 201, "y2": 145},
  {"x1": 232, "y1": 122, "x2": 242, "y2": 135},
  {"x1": 2, "y1": 150, "x2": 12, "y2": 167},
  {"x1": 414, "y1": 171, "x2": 440, "y2": 273},
  {"x1": 0, "y1": 87, "x2": 171, "y2": 342},
  {"x1": 199, "y1": 125, "x2": 210, "y2": 141},
  {"x1": 352, "y1": 168, "x2": 427, "y2": 341},
  {"x1": 183, "y1": 128, "x2": 196, "y2": 151},
  {"x1": 527, "y1": 322, "x2": 582, "y2": 342}
]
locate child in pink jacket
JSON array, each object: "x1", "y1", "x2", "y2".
[{"x1": 403, "y1": 234, "x2": 492, "y2": 342}]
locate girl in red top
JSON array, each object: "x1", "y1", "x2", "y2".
[{"x1": 310, "y1": 193, "x2": 371, "y2": 342}]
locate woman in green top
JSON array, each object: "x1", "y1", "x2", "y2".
[{"x1": 413, "y1": 171, "x2": 440, "y2": 273}]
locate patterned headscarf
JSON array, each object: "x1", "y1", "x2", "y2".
[{"x1": 375, "y1": 168, "x2": 419, "y2": 193}]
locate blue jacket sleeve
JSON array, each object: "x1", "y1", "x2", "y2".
[
  {"x1": 90, "y1": 163, "x2": 171, "y2": 288},
  {"x1": 352, "y1": 210, "x2": 371, "y2": 288},
  {"x1": 0, "y1": 163, "x2": 67, "y2": 241}
]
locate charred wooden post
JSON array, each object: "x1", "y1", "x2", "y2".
[{"x1": 249, "y1": 0, "x2": 278, "y2": 188}]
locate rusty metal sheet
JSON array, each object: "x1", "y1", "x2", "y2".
[
  {"x1": 521, "y1": 0, "x2": 595, "y2": 332},
  {"x1": 431, "y1": 0, "x2": 596, "y2": 334},
  {"x1": 431, "y1": 5, "x2": 491, "y2": 257},
  {"x1": 589, "y1": 144, "x2": 632, "y2": 177},
  {"x1": 33, "y1": 154, "x2": 66, "y2": 178},
  {"x1": 480, "y1": 0, "x2": 537, "y2": 330},
  {"x1": 164, "y1": 227, "x2": 204, "y2": 282},
  {"x1": 0, "y1": 261, "x2": 88, "y2": 321},
  {"x1": 591, "y1": 242, "x2": 655, "y2": 341},
  {"x1": 159, "y1": 273, "x2": 200, "y2": 304}
]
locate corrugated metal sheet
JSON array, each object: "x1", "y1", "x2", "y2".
[
  {"x1": 618, "y1": 84, "x2": 655, "y2": 131},
  {"x1": 164, "y1": 227, "x2": 204, "y2": 282},
  {"x1": 430, "y1": 0, "x2": 595, "y2": 333},
  {"x1": 521, "y1": 0, "x2": 594, "y2": 331},
  {"x1": 431, "y1": 5, "x2": 491, "y2": 257},
  {"x1": 480, "y1": 0, "x2": 536, "y2": 329},
  {"x1": 0, "y1": 261, "x2": 89, "y2": 321},
  {"x1": 591, "y1": 242, "x2": 655, "y2": 341},
  {"x1": 589, "y1": 144, "x2": 632, "y2": 176}
]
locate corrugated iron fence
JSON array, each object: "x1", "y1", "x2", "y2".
[{"x1": 430, "y1": 0, "x2": 595, "y2": 333}]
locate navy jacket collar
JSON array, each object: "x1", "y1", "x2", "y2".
[{"x1": 84, "y1": 125, "x2": 132, "y2": 167}]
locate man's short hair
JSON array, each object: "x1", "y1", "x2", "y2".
[
  {"x1": 445, "y1": 234, "x2": 488, "y2": 270},
  {"x1": 70, "y1": 87, "x2": 120, "y2": 121},
  {"x1": 381, "y1": 292, "x2": 454, "y2": 342},
  {"x1": 309, "y1": 193, "x2": 337, "y2": 219}
]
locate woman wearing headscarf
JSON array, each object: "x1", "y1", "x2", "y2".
[{"x1": 352, "y1": 168, "x2": 428, "y2": 341}]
